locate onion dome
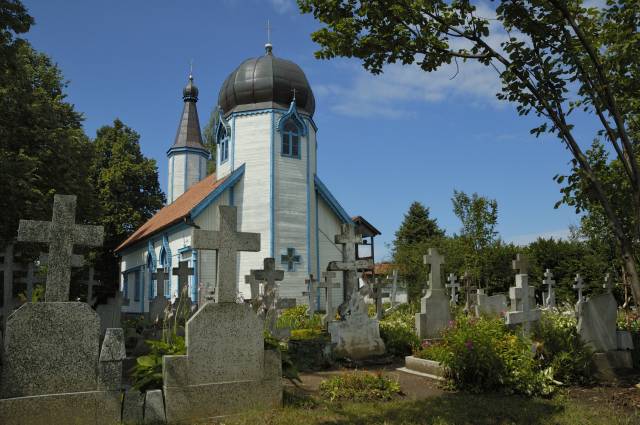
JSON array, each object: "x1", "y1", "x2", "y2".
[
  {"x1": 170, "y1": 74, "x2": 207, "y2": 152},
  {"x1": 182, "y1": 74, "x2": 199, "y2": 102}
]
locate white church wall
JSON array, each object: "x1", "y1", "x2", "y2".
[
  {"x1": 317, "y1": 195, "x2": 346, "y2": 309},
  {"x1": 170, "y1": 154, "x2": 186, "y2": 202},
  {"x1": 185, "y1": 153, "x2": 202, "y2": 191}
]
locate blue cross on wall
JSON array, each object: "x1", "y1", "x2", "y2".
[{"x1": 281, "y1": 248, "x2": 302, "y2": 272}]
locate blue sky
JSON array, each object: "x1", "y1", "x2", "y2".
[{"x1": 22, "y1": 0, "x2": 587, "y2": 260}]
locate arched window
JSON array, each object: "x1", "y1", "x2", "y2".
[
  {"x1": 281, "y1": 119, "x2": 301, "y2": 158},
  {"x1": 217, "y1": 123, "x2": 229, "y2": 163}
]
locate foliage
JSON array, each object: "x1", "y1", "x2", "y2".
[
  {"x1": 290, "y1": 328, "x2": 324, "y2": 340},
  {"x1": 617, "y1": 309, "x2": 640, "y2": 333},
  {"x1": 318, "y1": 372, "x2": 401, "y2": 402},
  {"x1": 278, "y1": 305, "x2": 323, "y2": 330},
  {"x1": 416, "y1": 315, "x2": 554, "y2": 396},
  {"x1": 265, "y1": 332, "x2": 301, "y2": 381},
  {"x1": 131, "y1": 335, "x2": 186, "y2": 392},
  {"x1": 202, "y1": 105, "x2": 219, "y2": 174},
  {"x1": 532, "y1": 310, "x2": 594, "y2": 385},
  {"x1": 379, "y1": 304, "x2": 420, "y2": 357},
  {"x1": 89, "y1": 119, "x2": 165, "y2": 286}
]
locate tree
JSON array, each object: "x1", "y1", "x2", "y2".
[
  {"x1": 0, "y1": 0, "x2": 95, "y2": 243},
  {"x1": 90, "y1": 119, "x2": 165, "y2": 287},
  {"x1": 202, "y1": 106, "x2": 219, "y2": 175},
  {"x1": 298, "y1": 0, "x2": 640, "y2": 302}
]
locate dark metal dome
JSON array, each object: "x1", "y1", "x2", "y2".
[
  {"x1": 218, "y1": 47, "x2": 315, "y2": 116},
  {"x1": 183, "y1": 75, "x2": 198, "y2": 101}
]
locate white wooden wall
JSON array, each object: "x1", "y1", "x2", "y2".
[{"x1": 317, "y1": 196, "x2": 346, "y2": 309}]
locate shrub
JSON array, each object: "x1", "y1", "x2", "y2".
[
  {"x1": 617, "y1": 309, "x2": 640, "y2": 333},
  {"x1": 532, "y1": 310, "x2": 594, "y2": 385},
  {"x1": 318, "y1": 372, "x2": 401, "y2": 402},
  {"x1": 132, "y1": 336, "x2": 186, "y2": 391},
  {"x1": 278, "y1": 305, "x2": 323, "y2": 330},
  {"x1": 416, "y1": 314, "x2": 554, "y2": 396},
  {"x1": 290, "y1": 328, "x2": 324, "y2": 340},
  {"x1": 379, "y1": 304, "x2": 420, "y2": 356}
]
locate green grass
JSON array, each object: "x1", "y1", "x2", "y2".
[{"x1": 219, "y1": 391, "x2": 639, "y2": 425}]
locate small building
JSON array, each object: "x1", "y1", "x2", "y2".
[{"x1": 114, "y1": 44, "x2": 379, "y2": 313}]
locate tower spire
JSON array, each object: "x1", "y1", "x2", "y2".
[{"x1": 265, "y1": 19, "x2": 273, "y2": 55}]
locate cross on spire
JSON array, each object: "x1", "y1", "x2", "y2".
[
  {"x1": 192, "y1": 205, "x2": 260, "y2": 303},
  {"x1": 173, "y1": 260, "x2": 194, "y2": 300},
  {"x1": 291, "y1": 88, "x2": 297, "y2": 102},
  {"x1": 423, "y1": 248, "x2": 445, "y2": 291},
  {"x1": 512, "y1": 254, "x2": 529, "y2": 275},
  {"x1": 17, "y1": 195, "x2": 104, "y2": 302},
  {"x1": 265, "y1": 19, "x2": 273, "y2": 54}
]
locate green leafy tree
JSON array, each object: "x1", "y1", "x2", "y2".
[
  {"x1": 202, "y1": 106, "x2": 219, "y2": 175},
  {"x1": 298, "y1": 0, "x2": 640, "y2": 302},
  {"x1": 90, "y1": 120, "x2": 165, "y2": 287}
]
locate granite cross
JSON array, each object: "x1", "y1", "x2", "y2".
[
  {"x1": 329, "y1": 224, "x2": 365, "y2": 297},
  {"x1": 388, "y1": 269, "x2": 399, "y2": 308},
  {"x1": 280, "y1": 248, "x2": 301, "y2": 272},
  {"x1": 603, "y1": 273, "x2": 614, "y2": 294},
  {"x1": 246, "y1": 274, "x2": 261, "y2": 302},
  {"x1": 318, "y1": 271, "x2": 339, "y2": 325},
  {"x1": 543, "y1": 269, "x2": 556, "y2": 308},
  {"x1": 251, "y1": 257, "x2": 284, "y2": 299},
  {"x1": 192, "y1": 205, "x2": 260, "y2": 303},
  {"x1": 462, "y1": 271, "x2": 476, "y2": 313},
  {"x1": 303, "y1": 274, "x2": 319, "y2": 317},
  {"x1": 446, "y1": 273, "x2": 460, "y2": 305},
  {"x1": 573, "y1": 274, "x2": 586, "y2": 304},
  {"x1": 505, "y1": 255, "x2": 540, "y2": 334},
  {"x1": 173, "y1": 260, "x2": 194, "y2": 301},
  {"x1": 370, "y1": 278, "x2": 389, "y2": 320},
  {"x1": 17, "y1": 195, "x2": 104, "y2": 302},
  {"x1": 512, "y1": 254, "x2": 529, "y2": 275},
  {"x1": 151, "y1": 267, "x2": 169, "y2": 300},
  {"x1": 423, "y1": 248, "x2": 445, "y2": 291}
]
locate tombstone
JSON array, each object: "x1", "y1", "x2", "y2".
[
  {"x1": 163, "y1": 206, "x2": 281, "y2": 422},
  {"x1": 504, "y1": 254, "x2": 541, "y2": 335},
  {"x1": 388, "y1": 269, "x2": 399, "y2": 308},
  {"x1": 172, "y1": 260, "x2": 194, "y2": 310},
  {"x1": 149, "y1": 267, "x2": 170, "y2": 323},
  {"x1": 246, "y1": 274, "x2": 261, "y2": 312},
  {"x1": 474, "y1": 288, "x2": 508, "y2": 317},
  {"x1": 86, "y1": 266, "x2": 99, "y2": 305},
  {"x1": 446, "y1": 273, "x2": 460, "y2": 306},
  {"x1": 370, "y1": 278, "x2": 389, "y2": 320},
  {"x1": 319, "y1": 271, "x2": 340, "y2": 327},
  {"x1": 415, "y1": 248, "x2": 451, "y2": 339},
  {"x1": 573, "y1": 274, "x2": 586, "y2": 307},
  {"x1": 461, "y1": 271, "x2": 476, "y2": 314},
  {"x1": 251, "y1": 258, "x2": 287, "y2": 337},
  {"x1": 302, "y1": 274, "x2": 319, "y2": 318},
  {"x1": 542, "y1": 269, "x2": 556, "y2": 309},
  {"x1": 96, "y1": 289, "x2": 129, "y2": 336},
  {"x1": 0, "y1": 194, "x2": 124, "y2": 425},
  {"x1": 328, "y1": 285, "x2": 386, "y2": 359}
]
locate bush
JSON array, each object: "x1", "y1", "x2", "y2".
[
  {"x1": 318, "y1": 372, "x2": 401, "y2": 402},
  {"x1": 278, "y1": 305, "x2": 323, "y2": 330},
  {"x1": 132, "y1": 336, "x2": 186, "y2": 391},
  {"x1": 290, "y1": 328, "x2": 324, "y2": 340},
  {"x1": 532, "y1": 310, "x2": 594, "y2": 385},
  {"x1": 617, "y1": 309, "x2": 640, "y2": 332},
  {"x1": 379, "y1": 304, "x2": 420, "y2": 356},
  {"x1": 416, "y1": 314, "x2": 554, "y2": 396}
]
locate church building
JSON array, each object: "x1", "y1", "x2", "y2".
[{"x1": 114, "y1": 44, "x2": 380, "y2": 314}]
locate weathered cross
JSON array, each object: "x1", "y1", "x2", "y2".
[
  {"x1": 370, "y1": 278, "x2": 389, "y2": 320},
  {"x1": 543, "y1": 269, "x2": 556, "y2": 308},
  {"x1": 251, "y1": 257, "x2": 284, "y2": 298},
  {"x1": 86, "y1": 266, "x2": 98, "y2": 305},
  {"x1": 423, "y1": 248, "x2": 445, "y2": 292},
  {"x1": 446, "y1": 273, "x2": 460, "y2": 305},
  {"x1": 303, "y1": 274, "x2": 319, "y2": 317},
  {"x1": 512, "y1": 254, "x2": 529, "y2": 275},
  {"x1": 573, "y1": 274, "x2": 586, "y2": 304},
  {"x1": 246, "y1": 274, "x2": 261, "y2": 302},
  {"x1": 462, "y1": 271, "x2": 476, "y2": 313},
  {"x1": 39, "y1": 252, "x2": 85, "y2": 268},
  {"x1": 17, "y1": 195, "x2": 104, "y2": 302},
  {"x1": 280, "y1": 248, "x2": 301, "y2": 272},
  {"x1": 318, "y1": 271, "x2": 339, "y2": 325},
  {"x1": 388, "y1": 269, "x2": 399, "y2": 308},
  {"x1": 328, "y1": 223, "x2": 368, "y2": 298},
  {"x1": 603, "y1": 273, "x2": 614, "y2": 293},
  {"x1": 505, "y1": 255, "x2": 540, "y2": 334},
  {"x1": 172, "y1": 260, "x2": 194, "y2": 301},
  {"x1": 151, "y1": 267, "x2": 169, "y2": 300},
  {"x1": 192, "y1": 205, "x2": 260, "y2": 303}
]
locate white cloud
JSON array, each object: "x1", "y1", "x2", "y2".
[
  {"x1": 268, "y1": 0, "x2": 294, "y2": 14},
  {"x1": 508, "y1": 229, "x2": 572, "y2": 246}
]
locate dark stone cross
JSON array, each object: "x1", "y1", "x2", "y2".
[
  {"x1": 280, "y1": 248, "x2": 301, "y2": 272},
  {"x1": 246, "y1": 274, "x2": 260, "y2": 302},
  {"x1": 370, "y1": 278, "x2": 390, "y2": 320},
  {"x1": 512, "y1": 254, "x2": 529, "y2": 275},
  {"x1": 302, "y1": 274, "x2": 319, "y2": 317},
  {"x1": 192, "y1": 205, "x2": 260, "y2": 303},
  {"x1": 328, "y1": 224, "x2": 369, "y2": 299},
  {"x1": 173, "y1": 260, "x2": 194, "y2": 302},
  {"x1": 318, "y1": 271, "x2": 339, "y2": 325},
  {"x1": 151, "y1": 267, "x2": 169, "y2": 300},
  {"x1": 251, "y1": 258, "x2": 284, "y2": 309},
  {"x1": 17, "y1": 195, "x2": 104, "y2": 302},
  {"x1": 462, "y1": 271, "x2": 477, "y2": 313}
]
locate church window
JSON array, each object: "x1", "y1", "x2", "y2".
[
  {"x1": 282, "y1": 119, "x2": 301, "y2": 158},
  {"x1": 217, "y1": 123, "x2": 229, "y2": 163},
  {"x1": 133, "y1": 270, "x2": 141, "y2": 302}
]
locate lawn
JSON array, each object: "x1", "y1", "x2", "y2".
[{"x1": 217, "y1": 389, "x2": 639, "y2": 425}]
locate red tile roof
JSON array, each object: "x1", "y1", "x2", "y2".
[{"x1": 115, "y1": 173, "x2": 227, "y2": 253}]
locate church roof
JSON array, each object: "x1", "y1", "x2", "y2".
[
  {"x1": 115, "y1": 172, "x2": 229, "y2": 253},
  {"x1": 353, "y1": 216, "x2": 381, "y2": 237},
  {"x1": 170, "y1": 74, "x2": 208, "y2": 153},
  {"x1": 218, "y1": 46, "x2": 315, "y2": 117}
]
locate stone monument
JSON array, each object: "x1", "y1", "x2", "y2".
[
  {"x1": 163, "y1": 205, "x2": 281, "y2": 422},
  {"x1": 415, "y1": 248, "x2": 451, "y2": 339},
  {"x1": 504, "y1": 254, "x2": 541, "y2": 335},
  {"x1": 542, "y1": 269, "x2": 556, "y2": 309},
  {"x1": 319, "y1": 271, "x2": 339, "y2": 327},
  {"x1": 446, "y1": 273, "x2": 459, "y2": 306},
  {"x1": 474, "y1": 288, "x2": 508, "y2": 317},
  {"x1": 0, "y1": 194, "x2": 125, "y2": 425}
]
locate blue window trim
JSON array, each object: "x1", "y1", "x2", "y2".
[
  {"x1": 277, "y1": 100, "x2": 308, "y2": 136},
  {"x1": 280, "y1": 123, "x2": 302, "y2": 159},
  {"x1": 216, "y1": 109, "x2": 231, "y2": 164},
  {"x1": 314, "y1": 174, "x2": 353, "y2": 225}
]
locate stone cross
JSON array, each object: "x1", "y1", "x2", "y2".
[
  {"x1": 462, "y1": 271, "x2": 476, "y2": 313},
  {"x1": 318, "y1": 271, "x2": 339, "y2": 326},
  {"x1": 192, "y1": 205, "x2": 260, "y2": 303},
  {"x1": 512, "y1": 253, "x2": 529, "y2": 275},
  {"x1": 603, "y1": 273, "x2": 613, "y2": 294},
  {"x1": 17, "y1": 195, "x2": 104, "y2": 302},
  {"x1": 330, "y1": 223, "x2": 364, "y2": 297},
  {"x1": 173, "y1": 260, "x2": 194, "y2": 301},
  {"x1": 542, "y1": 269, "x2": 556, "y2": 308},
  {"x1": 246, "y1": 274, "x2": 260, "y2": 301},
  {"x1": 251, "y1": 257, "x2": 284, "y2": 298},
  {"x1": 573, "y1": 274, "x2": 586, "y2": 304},
  {"x1": 423, "y1": 248, "x2": 445, "y2": 292},
  {"x1": 151, "y1": 267, "x2": 169, "y2": 300},
  {"x1": 303, "y1": 274, "x2": 319, "y2": 317},
  {"x1": 280, "y1": 248, "x2": 301, "y2": 271},
  {"x1": 446, "y1": 273, "x2": 460, "y2": 305},
  {"x1": 505, "y1": 254, "x2": 540, "y2": 334},
  {"x1": 86, "y1": 266, "x2": 98, "y2": 305},
  {"x1": 24, "y1": 261, "x2": 36, "y2": 301},
  {"x1": 370, "y1": 278, "x2": 389, "y2": 320},
  {"x1": 388, "y1": 269, "x2": 398, "y2": 308}
]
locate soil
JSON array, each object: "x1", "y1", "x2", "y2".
[{"x1": 566, "y1": 371, "x2": 640, "y2": 413}]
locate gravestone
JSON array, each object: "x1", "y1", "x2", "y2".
[
  {"x1": 246, "y1": 274, "x2": 261, "y2": 312},
  {"x1": 415, "y1": 248, "x2": 451, "y2": 339},
  {"x1": 461, "y1": 271, "x2": 476, "y2": 314},
  {"x1": 370, "y1": 278, "x2": 389, "y2": 320},
  {"x1": 505, "y1": 254, "x2": 541, "y2": 334},
  {"x1": 542, "y1": 269, "x2": 556, "y2": 309},
  {"x1": 328, "y1": 285, "x2": 385, "y2": 359},
  {"x1": 163, "y1": 206, "x2": 281, "y2": 422},
  {"x1": 446, "y1": 273, "x2": 459, "y2": 306},
  {"x1": 0, "y1": 194, "x2": 124, "y2": 425},
  {"x1": 474, "y1": 288, "x2": 508, "y2": 317},
  {"x1": 573, "y1": 274, "x2": 586, "y2": 308},
  {"x1": 96, "y1": 289, "x2": 129, "y2": 336},
  {"x1": 86, "y1": 267, "x2": 99, "y2": 305},
  {"x1": 251, "y1": 258, "x2": 287, "y2": 337},
  {"x1": 388, "y1": 269, "x2": 398, "y2": 308},
  {"x1": 303, "y1": 274, "x2": 319, "y2": 317},
  {"x1": 319, "y1": 271, "x2": 339, "y2": 327},
  {"x1": 172, "y1": 260, "x2": 194, "y2": 310},
  {"x1": 149, "y1": 267, "x2": 170, "y2": 323}
]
